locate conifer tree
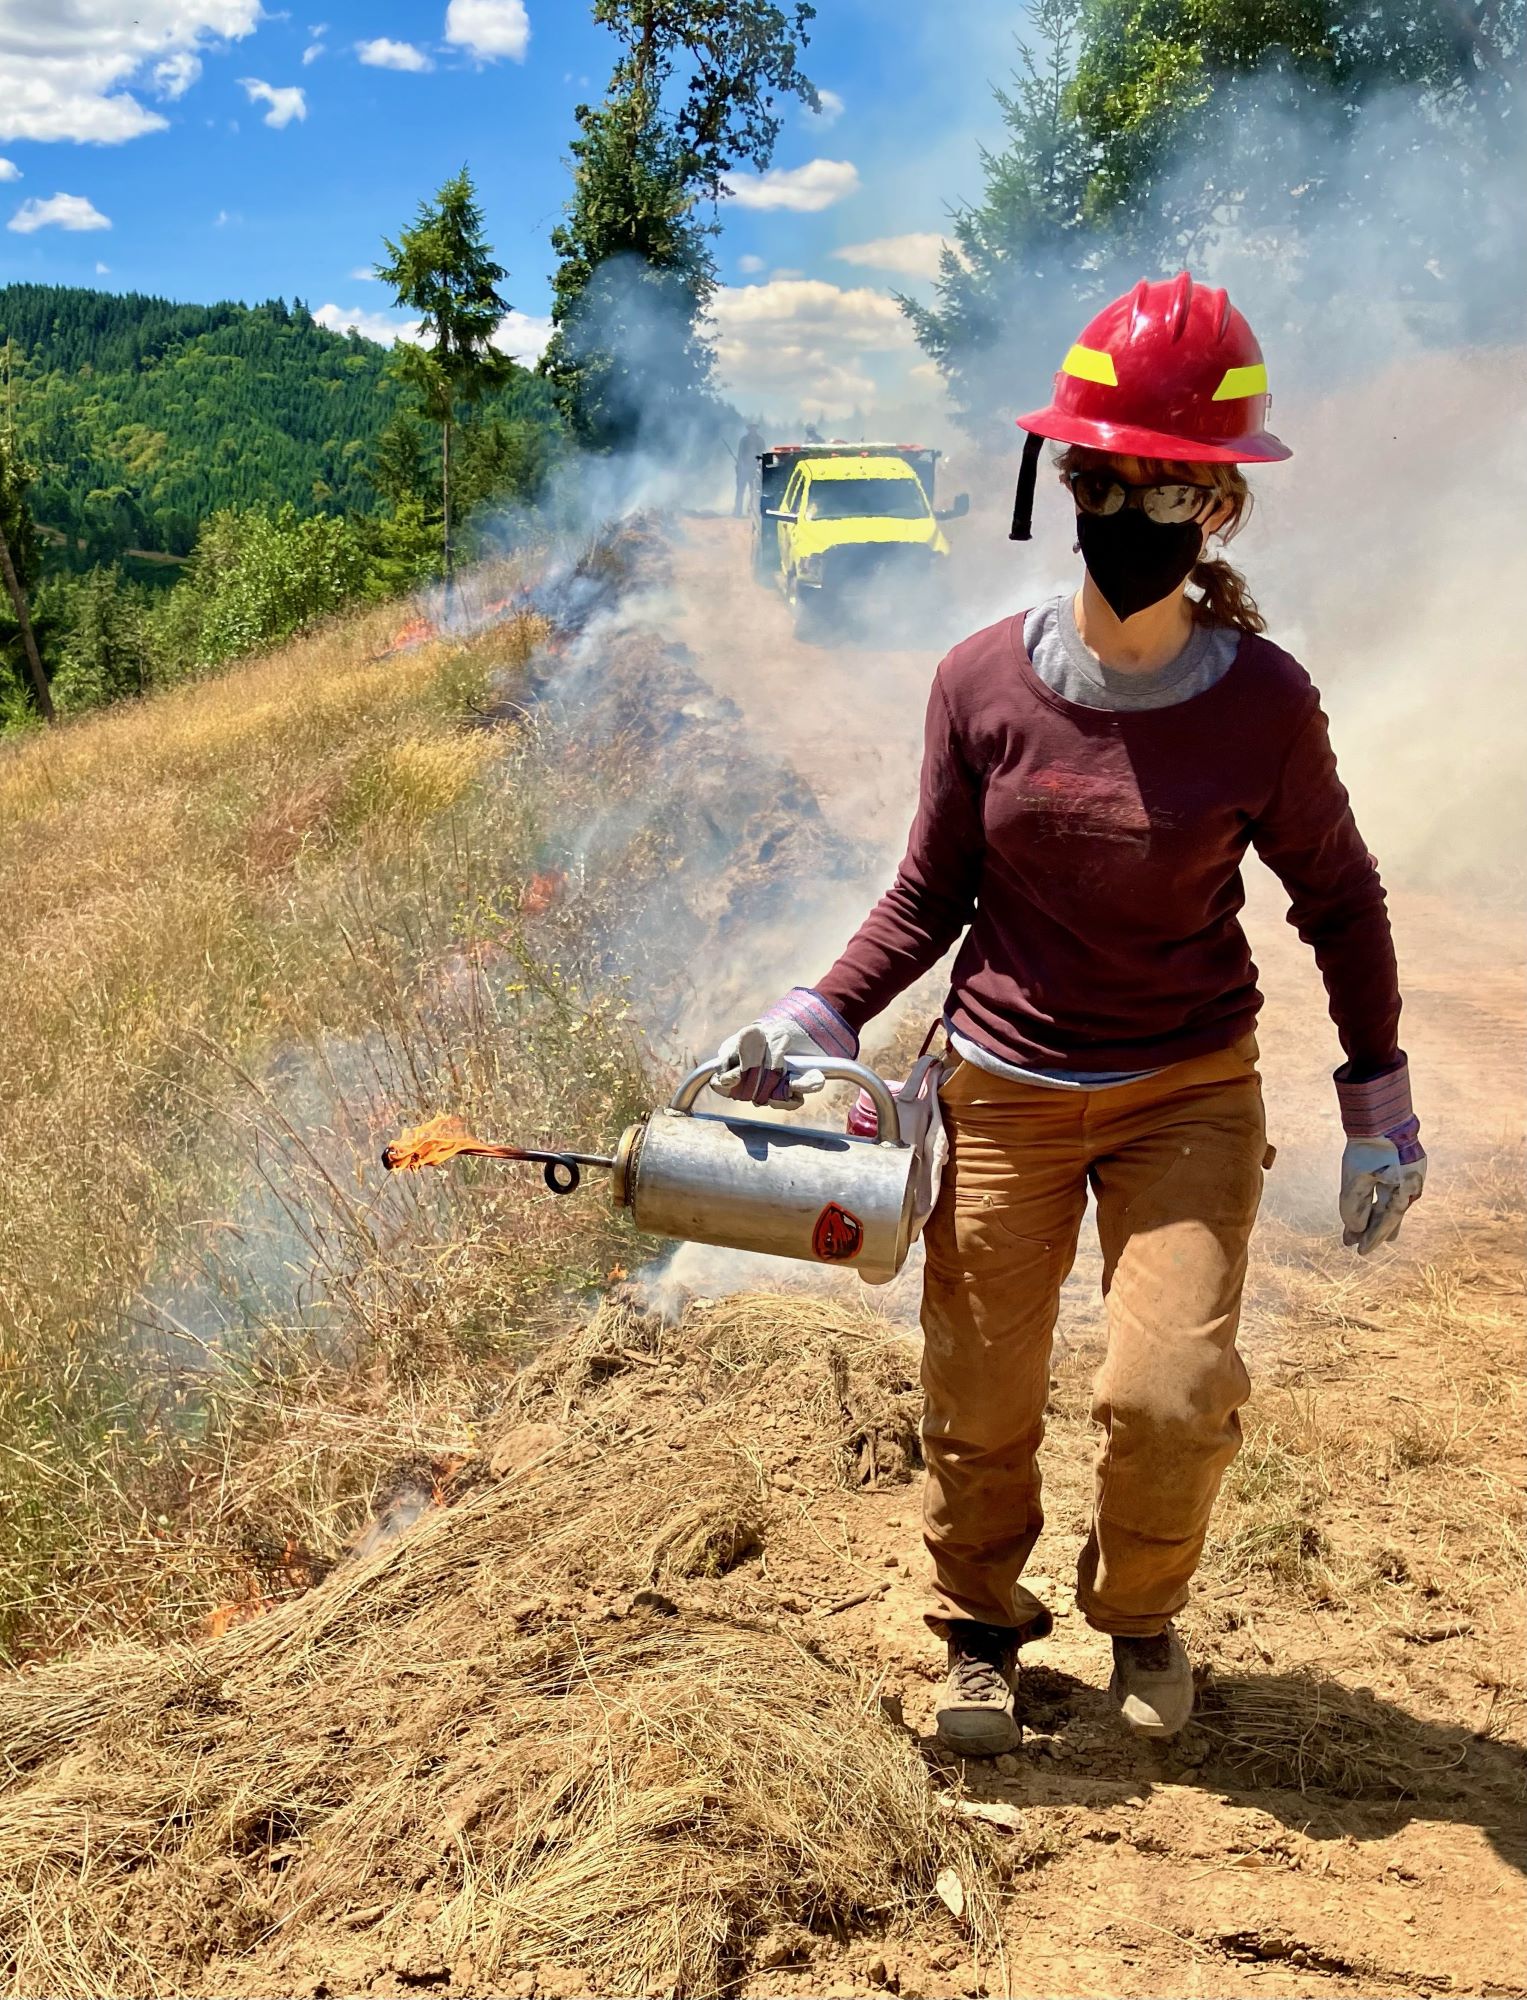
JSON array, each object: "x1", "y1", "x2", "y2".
[
  {"x1": 376, "y1": 170, "x2": 511, "y2": 580},
  {"x1": 545, "y1": 2, "x2": 818, "y2": 448},
  {"x1": 907, "y1": 0, "x2": 1525, "y2": 433},
  {"x1": 0, "y1": 434, "x2": 54, "y2": 722}
]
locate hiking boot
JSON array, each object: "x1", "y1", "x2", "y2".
[
  {"x1": 935, "y1": 1620, "x2": 1021, "y2": 1756},
  {"x1": 1110, "y1": 1626, "x2": 1193, "y2": 1738}
]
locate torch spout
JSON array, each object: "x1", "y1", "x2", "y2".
[{"x1": 380, "y1": 1114, "x2": 614, "y2": 1194}]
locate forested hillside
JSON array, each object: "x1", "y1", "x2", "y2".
[
  {"x1": 0, "y1": 287, "x2": 400, "y2": 561},
  {"x1": 0, "y1": 285, "x2": 557, "y2": 569}
]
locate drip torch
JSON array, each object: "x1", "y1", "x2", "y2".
[{"x1": 383, "y1": 1058, "x2": 921, "y2": 1285}]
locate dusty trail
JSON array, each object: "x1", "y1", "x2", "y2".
[{"x1": 660, "y1": 514, "x2": 1527, "y2": 1998}]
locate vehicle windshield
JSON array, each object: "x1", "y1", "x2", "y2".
[{"x1": 805, "y1": 476, "x2": 929, "y2": 522}]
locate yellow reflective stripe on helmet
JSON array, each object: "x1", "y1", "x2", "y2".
[
  {"x1": 1212, "y1": 363, "x2": 1268, "y2": 401},
  {"x1": 1060, "y1": 343, "x2": 1118, "y2": 387}
]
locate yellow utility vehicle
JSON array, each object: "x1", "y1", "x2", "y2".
[{"x1": 751, "y1": 442, "x2": 968, "y2": 635}]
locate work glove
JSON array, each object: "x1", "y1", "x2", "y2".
[
  {"x1": 1335, "y1": 1060, "x2": 1427, "y2": 1255},
  {"x1": 712, "y1": 987, "x2": 858, "y2": 1108}
]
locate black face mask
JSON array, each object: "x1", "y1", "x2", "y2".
[{"x1": 1075, "y1": 509, "x2": 1204, "y2": 622}]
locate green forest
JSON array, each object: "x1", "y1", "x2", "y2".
[
  {"x1": 0, "y1": 284, "x2": 557, "y2": 571},
  {"x1": 0, "y1": 262, "x2": 565, "y2": 726}
]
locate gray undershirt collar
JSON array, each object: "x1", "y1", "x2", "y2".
[{"x1": 1023, "y1": 593, "x2": 1238, "y2": 711}]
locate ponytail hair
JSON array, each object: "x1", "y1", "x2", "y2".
[{"x1": 1054, "y1": 445, "x2": 1267, "y2": 635}]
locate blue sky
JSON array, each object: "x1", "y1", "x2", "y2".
[{"x1": 0, "y1": 1, "x2": 1022, "y2": 421}]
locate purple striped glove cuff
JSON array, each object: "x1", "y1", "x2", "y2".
[
  {"x1": 765, "y1": 987, "x2": 859, "y2": 1060},
  {"x1": 1336, "y1": 1059, "x2": 1424, "y2": 1165}
]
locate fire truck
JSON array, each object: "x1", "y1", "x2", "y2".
[{"x1": 750, "y1": 441, "x2": 969, "y2": 633}]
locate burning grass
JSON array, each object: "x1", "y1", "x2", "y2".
[
  {"x1": 0, "y1": 538, "x2": 667, "y2": 1665},
  {"x1": 0, "y1": 510, "x2": 868, "y2": 1670}
]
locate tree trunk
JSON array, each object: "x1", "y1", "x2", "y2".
[
  {"x1": 637, "y1": 3, "x2": 657, "y2": 93},
  {"x1": 0, "y1": 516, "x2": 54, "y2": 723},
  {"x1": 441, "y1": 415, "x2": 453, "y2": 587}
]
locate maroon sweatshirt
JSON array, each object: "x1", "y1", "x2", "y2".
[{"x1": 815, "y1": 614, "x2": 1401, "y2": 1078}]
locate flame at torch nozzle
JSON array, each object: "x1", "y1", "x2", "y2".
[{"x1": 381, "y1": 1113, "x2": 614, "y2": 1193}]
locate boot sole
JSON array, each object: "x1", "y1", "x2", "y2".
[
  {"x1": 934, "y1": 1709, "x2": 1021, "y2": 1757},
  {"x1": 1108, "y1": 1669, "x2": 1192, "y2": 1740}
]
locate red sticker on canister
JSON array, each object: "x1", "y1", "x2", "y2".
[{"x1": 812, "y1": 1202, "x2": 864, "y2": 1262}]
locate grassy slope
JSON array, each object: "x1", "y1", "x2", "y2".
[{"x1": 0, "y1": 562, "x2": 653, "y2": 1661}]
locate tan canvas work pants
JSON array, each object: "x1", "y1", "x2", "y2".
[{"x1": 920, "y1": 1038, "x2": 1269, "y2": 1638}]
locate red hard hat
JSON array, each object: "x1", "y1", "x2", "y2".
[
  {"x1": 1007, "y1": 272, "x2": 1290, "y2": 541},
  {"x1": 1018, "y1": 271, "x2": 1291, "y2": 464}
]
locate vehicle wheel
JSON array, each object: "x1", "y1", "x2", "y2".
[{"x1": 785, "y1": 569, "x2": 817, "y2": 640}]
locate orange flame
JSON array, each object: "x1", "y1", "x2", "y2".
[
  {"x1": 520, "y1": 868, "x2": 565, "y2": 916},
  {"x1": 200, "y1": 1537, "x2": 312, "y2": 1640},
  {"x1": 382, "y1": 1112, "x2": 531, "y2": 1173}
]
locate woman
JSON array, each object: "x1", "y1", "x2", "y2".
[{"x1": 711, "y1": 274, "x2": 1427, "y2": 1755}]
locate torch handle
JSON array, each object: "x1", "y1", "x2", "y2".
[{"x1": 669, "y1": 1056, "x2": 904, "y2": 1145}]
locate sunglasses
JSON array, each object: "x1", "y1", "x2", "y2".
[{"x1": 1066, "y1": 469, "x2": 1218, "y2": 525}]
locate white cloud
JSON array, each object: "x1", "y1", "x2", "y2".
[
  {"x1": 239, "y1": 78, "x2": 307, "y2": 127},
  {"x1": 708, "y1": 277, "x2": 917, "y2": 417},
  {"x1": 0, "y1": 160, "x2": 19, "y2": 182},
  {"x1": 493, "y1": 308, "x2": 552, "y2": 366},
  {"x1": 444, "y1": 0, "x2": 529, "y2": 61},
  {"x1": 95, "y1": 259, "x2": 110, "y2": 272},
  {"x1": 0, "y1": 0, "x2": 261, "y2": 145},
  {"x1": 349, "y1": 263, "x2": 377, "y2": 280},
  {"x1": 806, "y1": 87, "x2": 844, "y2": 127},
  {"x1": 302, "y1": 40, "x2": 325, "y2": 63},
  {"x1": 312, "y1": 301, "x2": 552, "y2": 365},
  {"x1": 832, "y1": 232, "x2": 949, "y2": 281},
  {"x1": 737, "y1": 252, "x2": 765, "y2": 275},
  {"x1": 152, "y1": 49, "x2": 202, "y2": 98},
  {"x1": 722, "y1": 158, "x2": 858, "y2": 213},
  {"x1": 8, "y1": 192, "x2": 112, "y2": 233},
  {"x1": 313, "y1": 302, "x2": 420, "y2": 344},
  {"x1": 356, "y1": 36, "x2": 432, "y2": 71}
]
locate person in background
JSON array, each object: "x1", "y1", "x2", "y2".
[
  {"x1": 707, "y1": 273, "x2": 1426, "y2": 1755},
  {"x1": 734, "y1": 419, "x2": 765, "y2": 517}
]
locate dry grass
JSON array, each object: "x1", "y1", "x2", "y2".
[
  {"x1": 1210, "y1": 1407, "x2": 1334, "y2": 1591},
  {"x1": 0, "y1": 543, "x2": 661, "y2": 1663},
  {"x1": 1196, "y1": 1671, "x2": 1473, "y2": 1797},
  {"x1": 0, "y1": 1295, "x2": 999, "y2": 2000}
]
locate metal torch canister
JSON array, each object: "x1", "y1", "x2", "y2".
[{"x1": 610, "y1": 1057, "x2": 917, "y2": 1284}]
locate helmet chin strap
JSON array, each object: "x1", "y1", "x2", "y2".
[{"x1": 1009, "y1": 430, "x2": 1044, "y2": 541}]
